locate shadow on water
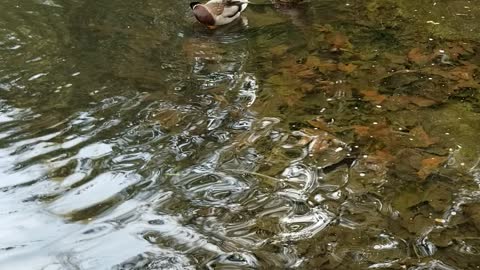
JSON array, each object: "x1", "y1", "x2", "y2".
[{"x1": 1, "y1": 0, "x2": 480, "y2": 269}]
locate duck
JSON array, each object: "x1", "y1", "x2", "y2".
[{"x1": 190, "y1": 0, "x2": 249, "y2": 29}]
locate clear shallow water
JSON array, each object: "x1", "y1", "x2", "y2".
[{"x1": 1, "y1": 0, "x2": 480, "y2": 269}]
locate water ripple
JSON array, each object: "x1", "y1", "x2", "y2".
[{"x1": 1, "y1": 0, "x2": 480, "y2": 269}]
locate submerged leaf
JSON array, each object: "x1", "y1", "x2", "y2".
[
  {"x1": 338, "y1": 63, "x2": 358, "y2": 73},
  {"x1": 417, "y1": 156, "x2": 447, "y2": 179},
  {"x1": 408, "y1": 96, "x2": 438, "y2": 107},
  {"x1": 424, "y1": 182, "x2": 452, "y2": 211},
  {"x1": 360, "y1": 89, "x2": 386, "y2": 104},
  {"x1": 409, "y1": 126, "x2": 436, "y2": 148},
  {"x1": 307, "y1": 117, "x2": 329, "y2": 131},
  {"x1": 407, "y1": 48, "x2": 431, "y2": 65},
  {"x1": 326, "y1": 32, "x2": 352, "y2": 51},
  {"x1": 305, "y1": 55, "x2": 337, "y2": 72}
]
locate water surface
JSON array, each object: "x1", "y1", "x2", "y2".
[{"x1": 1, "y1": 0, "x2": 480, "y2": 269}]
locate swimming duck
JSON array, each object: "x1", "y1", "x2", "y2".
[{"x1": 190, "y1": 0, "x2": 249, "y2": 28}]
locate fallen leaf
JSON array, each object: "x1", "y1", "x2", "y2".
[
  {"x1": 297, "y1": 136, "x2": 313, "y2": 146},
  {"x1": 353, "y1": 125, "x2": 370, "y2": 137},
  {"x1": 390, "y1": 149, "x2": 424, "y2": 181},
  {"x1": 305, "y1": 55, "x2": 322, "y2": 68},
  {"x1": 418, "y1": 156, "x2": 447, "y2": 179},
  {"x1": 362, "y1": 149, "x2": 395, "y2": 173},
  {"x1": 425, "y1": 183, "x2": 452, "y2": 211},
  {"x1": 446, "y1": 42, "x2": 474, "y2": 60},
  {"x1": 406, "y1": 215, "x2": 434, "y2": 234},
  {"x1": 410, "y1": 126, "x2": 436, "y2": 147},
  {"x1": 338, "y1": 63, "x2": 358, "y2": 73},
  {"x1": 360, "y1": 89, "x2": 386, "y2": 104},
  {"x1": 296, "y1": 69, "x2": 316, "y2": 79},
  {"x1": 408, "y1": 96, "x2": 438, "y2": 107},
  {"x1": 407, "y1": 48, "x2": 431, "y2": 65},
  {"x1": 385, "y1": 96, "x2": 412, "y2": 110},
  {"x1": 300, "y1": 83, "x2": 315, "y2": 93},
  {"x1": 371, "y1": 149, "x2": 395, "y2": 162},
  {"x1": 450, "y1": 69, "x2": 470, "y2": 81},
  {"x1": 326, "y1": 32, "x2": 352, "y2": 51},
  {"x1": 381, "y1": 95, "x2": 439, "y2": 110},
  {"x1": 309, "y1": 137, "x2": 331, "y2": 153},
  {"x1": 294, "y1": 128, "x2": 340, "y2": 155},
  {"x1": 353, "y1": 123, "x2": 391, "y2": 139},
  {"x1": 152, "y1": 109, "x2": 181, "y2": 129},
  {"x1": 307, "y1": 117, "x2": 329, "y2": 130},
  {"x1": 305, "y1": 56, "x2": 338, "y2": 72}
]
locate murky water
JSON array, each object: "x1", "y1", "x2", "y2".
[{"x1": 1, "y1": 0, "x2": 480, "y2": 269}]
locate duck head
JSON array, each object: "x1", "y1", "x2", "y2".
[{"x1": 190, "y1": 2, "x2": 216, "y2": 26}]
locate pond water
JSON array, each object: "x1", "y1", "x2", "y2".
[{"x1": 1, "y1": 0, "x2": 480, "y2": 269}]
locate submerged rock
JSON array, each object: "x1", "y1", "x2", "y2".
[{"x1": 380, "y1": 71, "x2": 452, "y2": 103}]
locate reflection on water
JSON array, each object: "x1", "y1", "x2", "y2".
[{"x1": 1, "y1": 0, "x2": 480, "y2": 269}]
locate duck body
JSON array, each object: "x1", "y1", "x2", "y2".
[{"x1": 190, "y1": 0, "x2": 249, "y2": 28}]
